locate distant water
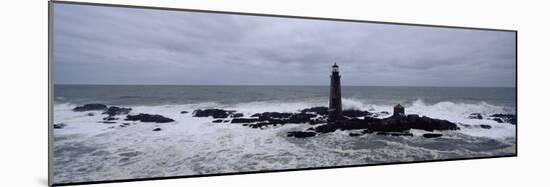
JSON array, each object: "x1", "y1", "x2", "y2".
[
  {"x1": 52, "y1": 85, "x2": 516, "y2": 184},
  {"x1": 54, "y1": 85, "x2": 516, "y2": 109}
]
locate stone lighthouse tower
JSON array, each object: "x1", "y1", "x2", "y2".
[{"x1": 328, "y1": 63, "x2": 343, "y2": 121}]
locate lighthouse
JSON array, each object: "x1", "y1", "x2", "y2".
[{"x1": 328, "y1": 63, "x2": 343, "y2": 122}]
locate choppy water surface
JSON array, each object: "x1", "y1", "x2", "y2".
[{"x1": 53, "y1": 85, "x2": 516, "y2": 183}]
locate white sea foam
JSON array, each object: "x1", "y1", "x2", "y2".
[{"x1": 52, "y1": 99, "x2": 516, "y2": 183}]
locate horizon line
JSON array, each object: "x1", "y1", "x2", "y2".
[{"x1": 53, "y1": 83, "x2": 516, "y2": 88}]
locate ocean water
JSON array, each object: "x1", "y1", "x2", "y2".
[{"x1": 52, "y1": 85, "x2": 517, "y2": 183}]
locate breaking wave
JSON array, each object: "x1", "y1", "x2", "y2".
[{"x1": 52, "y1": 98, "x2": 516, "y2": 183}]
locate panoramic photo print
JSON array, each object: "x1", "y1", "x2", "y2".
[{"x1": 51, "y1": 2, "x2": 517, "y2": 184}]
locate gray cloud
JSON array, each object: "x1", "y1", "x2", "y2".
[{"x1": 53, "y1": 3, "x2": 516, "y2": 87}]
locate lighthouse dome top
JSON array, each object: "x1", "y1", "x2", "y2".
[{"x1": 332, "y1": 63, "x2": 339, "y2": 72}]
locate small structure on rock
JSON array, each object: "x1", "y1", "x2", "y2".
[{"x1": 393, "y1": 104, "x2": 405, "y2": 117}]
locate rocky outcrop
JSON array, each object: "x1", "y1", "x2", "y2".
[
  {"x1": 287, "y1": 131, "x2": 317, "y2": 138},
  {"x1": 193, "y1": 109, "x2": 235, "y2": 118},
  {"x1": 342, "y1": 109, "x2": 371, "y2": 118},
  {"x1": 313, "y1": 114, "x2": 459, "y2": 134},
  {"x1": 490, "y1": 114, "x2": 517, "y2": 125},
  {"x1": 73, "y1": 104, "x2": 107, "y2": 112},
  {"x1": 53, "y1": 123, "x2": 67, "y2": 129},
  {"x1": 180, "y1": 111, "x2": 189, "y2": 114},
  {"x1": 233, "y1": 112, "x2": 319, "y2": 128},
  {"x1": 152, "y1": 128, "x2": 162, "y2": 131},
  {"x1": 102, "y1": 106, "x2": 132, "y2": 116},
  {"x1": 190, "y1": 106, "x2": 459, "y2": 139},
  {"x1": 480, "y1": 124, "x2": 492, "y2": 129},
  {"x1": 125, "y1": 113, "x2": 174, "y2": 123},
  {"x1": 468, "y1": 113, "x2": 483, "y2": 119},
  {"x1": 102, "y1": 116, "x2": 119, "y2": 121},
  {"x1": 231, "y1": 118, "x2": 264, "y2": 124},
  {"x1": 422, "y1": 133, "x2": 443, "y2": 138},
  {"x1": 231, "y1": 113, "x2": 244, "y2": 118}
]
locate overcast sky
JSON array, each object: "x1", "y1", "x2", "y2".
[{"x1": 53, "y1": 3, "x2": 516, "y2": 87}]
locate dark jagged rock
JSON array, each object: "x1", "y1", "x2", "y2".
[
  {"x1": 300, "y1": 106, "x2": 328, "y2": 115},
  {"x1": 53, "y1": 123, "x2": 67, "y2": 129},
  {"x1": 314, "y1": 115, "x2": 459, "y2": 134},
  {"x1": 180, "y1": 111, "x2": 189, "y2": 114},
  {"x1": 252, "y1": 112, "x2": 293, "y2": 119},
  {"x1": 188, "y1": 106, "x2": 460, "y2": 138},
  {"x1": 480, "y1": 124, "x2": 492, "y2": 129},
  {"x1": 423, "y1": 133, "x2": 443, "y2": 138},
  {"x1": 87, "y1": 113, "x2": 95, "y2": 116},
  {"x1": 73, "y1": 104, "x2": 107, "y2": 112},
  {"x1": 118, "y1": 123, "x2": 131, "y2": 127},
  {"x1": 102, "y1": 106, "x2": 132, "y2": 116},
  {"x1": 193, "y1": 109, "x2": 235, "y2": 118},
  {"x1": 287, "y1": 113, "x2": 317, "y2": 124},
  {"x1": 248, "y1": 122, "x2": 275, "y2": 129},
  {"x1": 231, "y1": 113, "x2": 244, "y2": 118},
  {"x1": 239, "y1": 112, "x2": 318, "y2": 128},
  {"x1": 404, "y1": 114, "x2": 460, "y2": 131},
  {"x1": 490, "y1": 114, "x2": 517, "y2": 125},
  {"x1": 468, "y1": 113, "x2": 483, "y2": 119},
  {"x1": 380, "y1": 111, "x2": 390, "y2": 115},
  {"x1": 308, "y1": 118, "x2": 326, "y2": 125},
  {"x1": 103, "y1": 116, "x2": 119, "y2": 121},
  {"x1": 342, "y1": 109, "x2": 371, "y2": 118},
  {"x1": 231, "y1": 118, "x2": 264, "y2": 124},
  {"x1": 287, "y1": 131, "x2": 317, "y2": 138},
  {"x1": 152, "y1": 128, "x2": 162, "y2": 131},
  {"x1": 125, "y1": 113, "x2": 174, "y2": 123}
]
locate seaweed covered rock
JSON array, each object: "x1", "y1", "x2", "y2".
[
  {"x1": 125, "y1": 113, "x2": 174, "y2": 123},
  {"x1": 73, "y1": 104, "x2": 107, "y2": 112}
]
